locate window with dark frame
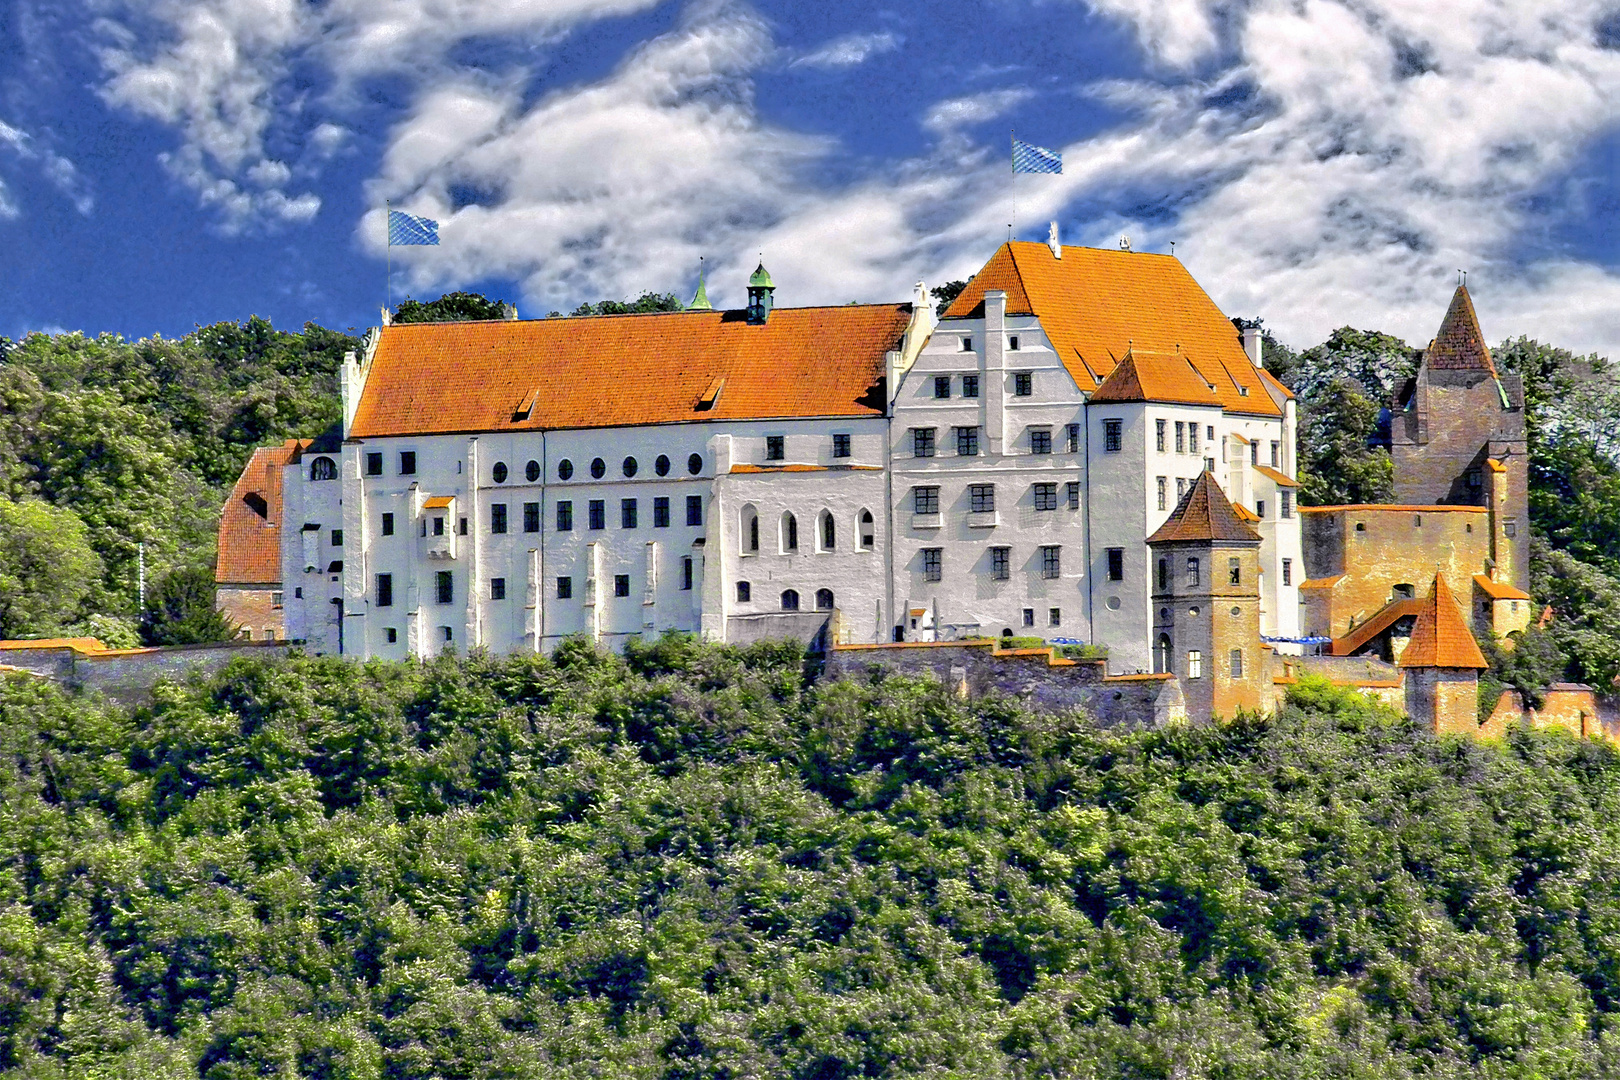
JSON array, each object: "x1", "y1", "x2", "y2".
[
  {"x1": 491, "y1": 578, "x2": 506, "y2": 601},
  {"x1": 1041, "y1": 546, "x2": 1061, "y2": 579},
  {"x1": 737, "y1": 581, "x2": 751, "y2": 603},
  {"x1": 1033, "y1": 483, "x2": 1058, "y2": 511},
  {"x1": 653, "y1": 497, "x2": 670, "y2": 528},
  {"x1": 1013, "y1": 371, "x2": 1032, "y2": 396},
  {"x1": 621, "y1": 498, "x2": 637, "y2": 529},
  {"x1": 588, "y1": 500, "x2": 605, "y2": 530},
  {"x1": 962, "y1": 336, "x2": 973, "y2": 352},
  {"x1": 1230, "y1": 649, "x2": 1243, "y2": 678},
  {"x1": 1186, "y1": 557, "x2": 1200, "y2": 587},
  {"x1": 493, "y1": 462, "x2": 508, "y2": 484},
  {"x1": 1157, "y1": 476, "x2": 1167, "y2": 510},
  {"x1": 832, "y1": 433, "x2": 851, "y2": 458},
  {"x1": 399, "y1": 451, "x2": 416, "y2": 475},
  {"x1": 1281, "y1": 491, "x2": 1293, "y2": 518},
  {"x1": 1282, "y1": 558, "x2": 1292, "y2": 586},
  {"x1": 956, "y1": 426, "x2": 979, "y2": 456},
  {"x1": 962, "y1": 374, "x2": 979, "y2": 398},
  {"x1": 1049, "y1": 608, "x2": 1061, "y2": 627},
  {"x1": 922, "y1": 548, "x2": 942, "y2": 582},
  {"x1": 1106, "y1": 547, "x2": 1123, "y2": 581},
  {"x1": 1176, "y1": 421, "x2": 1186, "y2": 453},
  {"x1": 912, "y1": 427, "x2": 936, "y2": 457},
  {"x1": 1156, "y1": 419, "x2": 1166, "y2": 452},
  {"x1": 1023, "y1": 608, "x2": 1035, "y2": 627},
  {"x1": 459, "y1": 517, "x2": 467, "y2": 536},
  {"x1": 766, "y1": 435, "x2": 785, "y2": 461},
  {"x1": 433, "y1": 517, "x2": 444, "y2": 536},
  {"x1": 524, "y1": 502, "x2": 539, "y2": 533},
  {"x1": 681, "y1": 557, "x2": 693, "y2": 590},
  {"x1": 990, "y1": 547, "x2": 1010, "y2": 580},
  {"x1": 1066, "y1": 482, "x2": 1080, "y2": 510},
  {"x1": 365, "y1": 452, "x2": 382, "y2": 476},
  {"x1": 914, "y1": 486, "x2": 940, "y2": 514},
  {"x1": 970, "y1": 484, "x2": 995, "y2": 512},
  {"x1": 934, "y1": 375, "x2": 951, "y2": 399},
  {"x1": 1229, "y1": 557, "x2": 1241, "y2": 585},
  {"x1": 376, "y1": 573, "x2": 392, "y2": 607},
  {"x1": 686, "y1": 495, "x2": 703, "y2": 526},
  {"x1": 490, "y1": 504, "x2": 507, "y2": 534},
  {"x1": 386, "y1": 628, "x2": 396, "y2": 643},
  {"x1": 780, "y1": 589, "x2": 800, "y2": 611},
  {"x1": 1189, "y1": 425, "x2": 1199, "y2": 456},
  {"x1": 1103, "y1": 420, "x2": 1122, "y2": 452},
  {"x1": 1030, "y1": 428, "x2": 1052, "y2": 454},
  {"x1": 614, "y1": 574, "x2": 630, "y2": 598},
  {"x1": 436, "y1": 570, "x2": 452, "y2": 604},
  {"x1": 556, "y1": 501, "x2": 573, "y2": 531},
  {"x1": 557, "y1": 576, "x2": 572, "y2": 599},
  {"x1": 1067, "y1": 423, "x2": 1080, "y2": 453},
  {"x1": 381, "y1": 512, "x2": 394, "y2": 536}
]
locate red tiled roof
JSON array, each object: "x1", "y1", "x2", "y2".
[
  {"x1": 216, "y1": 442, "x2": 297, "y2": 586},
  {"x1": 0, "y1": 637, "x2": 109, "y2": 652},
  {"x1": 348, "y1": 305, "x2": 914, "y2": 438},
  {"x1": 1091, "y1": 348, "x2": 1224, "y2": 407},
  {"x1": 1424, "y1": 285, "x2": 1496, "y2": 375},
  {"x1": 1252, "y1": 464, "x2": 1298, "y2": 487},
  {"x1": 1400, "y1": 573, "x2": 1487, "y2": 669},
  {"x1": 1148, "y1": 472, "x2": 1261, "y2": 544},
  {"x1": 1330, "y1": 597, "x2": 1425, "y2": 656},
  {"x1": 1298, "y1": 504, "x2": 1489, "y2": 514},
  {"x1": 1299, "y1": 575, "x2": 1345, "y2": 589},
  {"x1": 1473, "y1": 574, "x2": 1531, "y2": 601},
  {"x1": 943, "y1": 242, "x2": 1280, "y2": 415}
]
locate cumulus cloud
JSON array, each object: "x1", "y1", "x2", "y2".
[
  {"x1": 790, "y1": 31, "x2": 901, "y2": 69},
  {"x1": 0, "y1": 117, "x2": 93, "y2": 216}
]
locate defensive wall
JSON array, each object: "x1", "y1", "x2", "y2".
[{"x1": 0, "y1": 639, "x2": 293, "y2": 708}]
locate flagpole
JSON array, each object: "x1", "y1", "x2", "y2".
[{"x1": 386, "y1": 199, "x2": 392, "y2": 316}]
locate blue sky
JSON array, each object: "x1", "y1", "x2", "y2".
[{"x1": 4, "y1": 0, "x2": 1620, "y2": 358}]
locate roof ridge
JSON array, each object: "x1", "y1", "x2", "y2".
[{"x1": 1399, "y1": 572, "x2": 1487, "y2": 669}]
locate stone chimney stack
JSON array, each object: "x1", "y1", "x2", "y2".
[{"x1": 1236, "y1": 318, "x2": 1264, "y2": 368}]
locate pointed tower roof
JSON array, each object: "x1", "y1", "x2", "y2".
[
  {"x1": 1424, "y1": 285, "x2": 1496, "y2": 375},
  {"x1": 749, "y1": 261, "x2": 774, "y2": 289},
  {"x1": 1399, "y1": 573, "x2": 1487, "y2": 669},
  {"x1": 1147, "y1": 472, "x2": 1262, "y2": 545},
  {"x1": 687, "y1": 267, "x2": 712, "y2": 311}
]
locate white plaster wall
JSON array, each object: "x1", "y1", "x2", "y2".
[{"x1": 280, "y1": 453, "x2": 343, "y2": 654}]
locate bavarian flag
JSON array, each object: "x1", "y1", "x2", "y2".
[
  {"x1": 387, "y1": 209, "x2": 440, "y2": 246},
  {"x1": 1012, "y1": 139, "x2": 1062, "y2": 174}
]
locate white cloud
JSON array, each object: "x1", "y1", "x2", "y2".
[
  {"x1": 790, "y1": 31, "x2": 901, "y2": 69},
  {"x1": 922, "y1": 88, "x2": 1035, "y2": 134},
  {"x1": 0, "y1": 116, "x2": 93, "y2": 216}
]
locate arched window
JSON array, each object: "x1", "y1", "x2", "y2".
[
  {"x1": 781, "y1": 589, "x2": 800, "y2": 611},
  {"x1": 859, "y1": 509, "x2": 875, "y2": 549},
  {"x1": 741, "y1": 505, "x2": 759, "y2": 554},
  {"x1": 1155, "y1": 634, "x2": 1172, "y2": 674},
  {"x1": 309, "y1": 456, "x2": 337, "y2": 481},
  {"x1": 525, "y1": 459, "x2": 540, "y2": 483},
  {"x1": 819, "y1": 510, "x2": 835, "y2": 551},
  {"x1": 781, "y1": 512, "x2": 798, "y2": 552},
  {"x1": 1228, "y1": 557, "x2": 1241, "y2": 585},
  {"x1": 815, "y1": 588, "x2": 834, "y2": 610},
  {"x1": 1157, "y1": 558, "x2": 1168, "y2": 591}
]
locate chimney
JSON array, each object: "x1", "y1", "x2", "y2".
[{"x1": 1236, "y1": 318, "x2": 1264, "y2": 368}]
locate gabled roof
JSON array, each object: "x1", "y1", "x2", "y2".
[
  {"x1": 1400, "y1": 573, "x2": 1488, "y2": 669},
  {"x1": 942, "y1": 241, "x2": 1280, "y2": 415},
  {"x1": 1424, "y1": 285, "x2": 1497, "y2": 375},
  {"x1": 217, "y1": 441, "x2": 299, "y2": 586},
  {"x1": 1148, "y1": 472, "x2": 1262, "y2": 545},
  {"x1": 1091, "y1": 348, "x2": 1223, "y2": 407},
  {"x1": 348, "y1": 305, "x2": 913, "y2": 438}
]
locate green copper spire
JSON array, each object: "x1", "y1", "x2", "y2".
[
  {"x1": 748, "y1": 261, "x2": 774, "y2": 289},
  {"x1": 687, "y1": 261, "x2": 711, "y2": 311}
]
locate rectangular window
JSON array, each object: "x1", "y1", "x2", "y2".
[
  {"x1": 1186, "y1": 557, "x2": 1200, "y2": 588},
  {"x1": 365, "y1": 451, "x2": 383, "y2": 476},
  {"x1": 766, "y1": 435, "x2": 785, "y2": 461},
  {"x1": 1067, "y1": 424, "x2": 1080, "y2": 453},
  {"x1": 922, "y1": 548, "x2": 943, "y2": 582},
  {"x1": 914, "y1": 486, "x2": 940, "y2": 514},
  {"x1": 399, "y1": 451, "x2": 417, "y2": 475},
  {"x1": 614, "y1": 574, "x2": 630, "y2": 598},
  {"x1": 271, "y1": 591, "x2": 283, "y2": 607},
  {"x1": 1281, "y1": 491, "x2": 1293, "y2": 518},
  {"x1": 1251, "y1": 441, "x2": 1259, "y2": 466},
  {"x1": 1505, "y1": 519, "x2": 1518, "y2": 538},
  {"x1": 524, "y1": 501, "x2": 540, "y2": 533},
  {"x1": 990, "y1": 546, "x2": 1010, "y2": 580},
  {"x1": 491, "y1": 577, "x2": 506, "y2": 601},
  {"x1": 430, "y1": 516, "x2": 441, "y2": 537},
  {"x1": 1103, "y1": 420, "x2": 1122, "y2": 453},
  {"x1": 1229, "y1": 557, "x2": 1242, "y2": 585},
  {"x1": 1157, "y1": 476, "x2": 1167, "y2": 510},
  {"x1": 1156, "y1": 418, "x2": 1166, "y2": 453},
  {"x1": 912, "y1": 428, "x2": 936, "y2": 457},
  {"x1": 934, "y1": 375, "x2": 951, "y2": 399},
  {"x1": 1191, "y1": 425, "x2": 1201, "y2": 456},
  {"x1": 490, "y1": 503, "x2": 507, "y2": 534},
  {"x1": 832, "y1": 433, "x2": 851, "y2": 458},
  {"x1": 331, "y1": 528, "x2": 343, "y2": 547},
  {"x1": 970, "y1": 484, "x2": 995, "y2": 512},
  {"x1": 962, "y1": 374, "x2": 979, "y2": 398},
  {"x1": 681, "y1": 557, "x2": 693, "y2": 591},
  {"x1": 375, "y1": 573, "x2": 392, "y2": 607},
  {"x1": 556, "y1": 501, "x2": 573, "y2": 531},
  {"x1": 956, "y1": 426, "x2": 979, "y2": 456},
  {"x1": 621, "y1": 498, "x2": 637, "y2": 529},
  {"x1": 653, "y1": 497, "x2": 670, "y2": 528},
  {"x1": 1106, "y1": 547, "x2": 1124, "y2": 581},
  {"x1": 381, "y1": 512, "x2": 394, "y2": 536},
  {"x1": 1177, "y1": 477, "x2": 1187, "y2": 500},
  {"x1": 1033, "y1": 483, "x2": 1058, "y2": 511},
  {"x1": 1176, "y1": 421, "x2": 1186, "y2": 454},
  {"x1": 686, "y1": 495, "x2": 703, "y2": 527},
  {"x1": 1257, "y1": 500, "x2": 1266, "y2": 518},
  {"x1": 961, "y1": 336, "x2": 973, "y2": 352},
  {"x1": 1041, "y1": 546, "x2": 1061, "y2": 579},
  {"x1": 459, "y1": 517, "x2": 467, "y2": 536},
  {"x1": 1205, "y1": 456, "x2": 1215, "y2": 473},
  {"x1": 1023, "y1": 608, "x2": 1035, "y2": 628},
  {"x1": 386, "y1": 627, "x2": 396, "y2": 644},
  {"x1": 1066, "y1": 482, "x2": 1080, "y2": 510},
  {"x1": 1013, "y1": 371, "x2": 1032, "y2": 396},
  {"x1": 588, "y1": 500, "x2": 605, "y2": 530},
  {"x1": 1188, "y1": 650, "x2": 1203, "y2": 679},
  {"x1": 442, "y1": 626, "x2": 453, "y2": 643},
  {"x1": 737, "y1": 581, "x2": 751, "y2": 603},
  {"x1": 1271, "y1": 441, "x2": 1280, "y2": 467},
  {"x1": 557, "y1": 576, "x2": 572, "y2": 599},
  {"x1": 1030, "y1": 428, "x2": 1052, "y2": 454},
  {"x1": 1230, "y1": 649, "x2": 1244, "y2": 678},
  {"x1": 1049, "y1": 607, "x2": 1061, "y2": 627},
  {"x1": 436, "y1": 570, "x2": 453, "y2": 604},
  {"x1": 1008, "y1": 335, "x2": 1020, "y2": 351},
  {"x1": 1282, "y1": 558, "x2": 1292, "y2": 587}
]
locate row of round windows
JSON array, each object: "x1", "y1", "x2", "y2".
[{"x1": 491, "y1": 453, "x2": 705, "y2": 484}]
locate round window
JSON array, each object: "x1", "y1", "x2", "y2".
[
  {"x1": 1106, "y1": 596, "x2": 1121, "y2": 610},
  {"x1": 1231, "y1": 606, "x2": 1242, "y2": 617},
  {"x1": 1189, "y1": 607, "x2": 1200, "y2": 617},
  {"x1": 1159, "y1": 607, "x2": 1170, "y2": 620},
  {"x1": 557, "y1": 459, "x2": 574, "y2": 480},
  {"x1": 591, "y1": 457, "x2": 606, "y2": 479},
  {"x1": 525, "y1": 459, "x2": 540, "y2": 483},
  {"x1": 622, "y1": 456, "x2": 638, "y2": 477},
  {"x1": 687, "y1": 453, "x2": 703, "y2": 475},
  {"x1": 655, "y1": 454, "x2": 670, "y2": 476},
  {"x1": 492, "y1": 461, "x2": 508, "y2": 484}
]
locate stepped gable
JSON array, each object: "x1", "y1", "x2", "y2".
[
  {"x1": 942, "y1": 241, "x2": 1283, "y2": 415},
  {"x1": 1399, "y1": 573, "x2": 1487, "y2": 669},
  {"x1": 1148, "y1": 472, "x2": 1261, "y2": 545},
  {"x1": 348, "y1": 304, "x2": 913, "y2": 439},
  {"x1": 1424, "y1": 285, "x2": 1496, "y2": 375},
  {"x1": 217, "y1": 440, "x2": 301, "y2": 585}
]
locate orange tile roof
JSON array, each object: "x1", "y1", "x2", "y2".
[
  {"x1": 1400, "y1": 573, "x2": 1487, "y2": 669},
  {"x1": 1232, "y1": 503, "x2": 1260, "y2": 523},
  {"x1": 1298, "y1": 504, "x2": 1489, "y2": 514},
  {"x1": 0, "y1": 637, "x2": 108, "y2": 653},
  {"x1": 1091, "y1": 348, "x2": 1224, "y2": 407},
  {"x1": 1148, "y1": 472, "x2": 1261, "y2": 544},
  {"x1": 1330, "y1": 598, "x2": 1425, "y2": 656},
  {"x1": 943, "y1": 242, "x2": 1280, "y2": 415},
  {"x1": 422, "y1": 496, "x2": 456, "y2": 508},
  {"x1": 1252, "y1": 464, "x2": 1298, "y2": 487},
  {"x1": 349, "y1": 304, "x2": 913, "y2": 438},
  {"x1": 217, "y1": 442, "x2": 298, "y2": 586},
  {"x1": 1424, "y1": 285, "x2": 1496, "y2": 375},
  {"x1": 1299, "y1": 575, "x2": 1345, "y2": 589},
  {"x1": 1473, "y1": 574, "x2": 1531, "y2": 601}
]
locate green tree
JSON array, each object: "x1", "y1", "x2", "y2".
[
  {"x1": 550, "y1": 291, "x2": 685, "y2": 318},
  {"x1": 1297, "y1": 379, "x2": 1394, "y2": 505},
  {"x1": 140, "y1": 565, "x2": 238, "y2": 645},
  {"x1": 0, "y1": 496, "x2": 102, "y2": 638},
  {"x1": 392, "y1": 292, "x2": 511, "y2": 323},
  {"x1": 931, "y1": 280, "x2": 968, "y2": 311}
]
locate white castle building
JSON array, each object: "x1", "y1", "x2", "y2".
[{"x1": 263, "y1": 236, "x2": 1301, "y2": 674}]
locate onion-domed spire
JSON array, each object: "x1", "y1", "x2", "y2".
[{"x1": 746, "y1": 256, "x2": 775, "y2": 324}]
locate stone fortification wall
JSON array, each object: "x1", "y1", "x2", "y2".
[{"x1": 1, "y1": 641, "x2": 293, "y2": 708}]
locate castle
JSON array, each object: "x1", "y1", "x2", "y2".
[{"x1": 217, "y1": 236, "x2": 1555, "y2": 734}]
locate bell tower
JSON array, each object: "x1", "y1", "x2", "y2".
[{"x1": 746, "y1": 261, "x2": 774, "y2": 325}]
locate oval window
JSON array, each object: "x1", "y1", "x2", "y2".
[
  {"x1": 525, "y1": 459, "x2": 540, "y2": 483},
  {"x1": 687, "y1": 453, "x2": 703, "y2": 475},
  {"x1": 591, "y1": 457, "x2": 606, "y2": 479},
  {"x1": 622, "y1": 456, "x2": 637, "y2": 477},
  {"x1": 655, "y1": 454, "x2": 670, "y2": 476},
  {"x1": 492, "y1": 461, "x2": 508, "y2": 484},
  {"x1": 558, "y1": 459, "x2": 574, "y2": 481}
]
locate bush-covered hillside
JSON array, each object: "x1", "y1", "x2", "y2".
[{"x1": 5, "y1": 640, "x2": 1620, "y2": 1078}]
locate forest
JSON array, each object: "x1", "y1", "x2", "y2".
[{"x1": 7, "y1": 639, "x2": 1620, "y2": 1078}]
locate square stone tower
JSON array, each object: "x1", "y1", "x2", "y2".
[{"x1": 1400, "y1": 572, "x2": 1489, "y2": 736}]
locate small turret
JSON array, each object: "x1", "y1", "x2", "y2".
[
  {"x1": 687, "y1": 260, "x2": 712, "y2": 311},
  {"x1": 746, "y1": 260, "x2": 774, "y2": 325}
]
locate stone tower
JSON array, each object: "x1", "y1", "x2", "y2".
[
  {"x1": 1148, "y1": 472, "x2": 1268, "y2": 722},
  {"x1": 1400, "y1": 572, "x2": 1488, "y2": 735},
  {"x1": 1391, "y1": 286, "x2": 1529, "y2": 592}
]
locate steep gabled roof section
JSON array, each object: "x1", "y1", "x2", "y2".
[
  {"x1": 1148, "y1": 472, "x2": 1262, "y2": 544},
  {"x1": 1091, "y1": 348, "x2": 1222, "y2": 406},
  {"x1": 942, "y1": 241, "x2": 1279, "y2": 414},
  {"x1": 1424, "y1": 285, "x2": 1497, "y2": 375},
  {"x1": 1400, "y1": 573, "x2": 1488, "y2": 669},
  {"x1": 217, "y1": 441, "x2": 298, "y2": 586},
  {"x1": 349, "y1": 304, "x2": 913, "y2": 438}
]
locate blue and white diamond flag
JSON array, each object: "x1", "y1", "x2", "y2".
[
  {"x1": 1012, "y1": 139, "x2": 1062, "y2": 174},
  {"x1": 387, "y1": 209, "x2": 440, "y2": 246}
]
